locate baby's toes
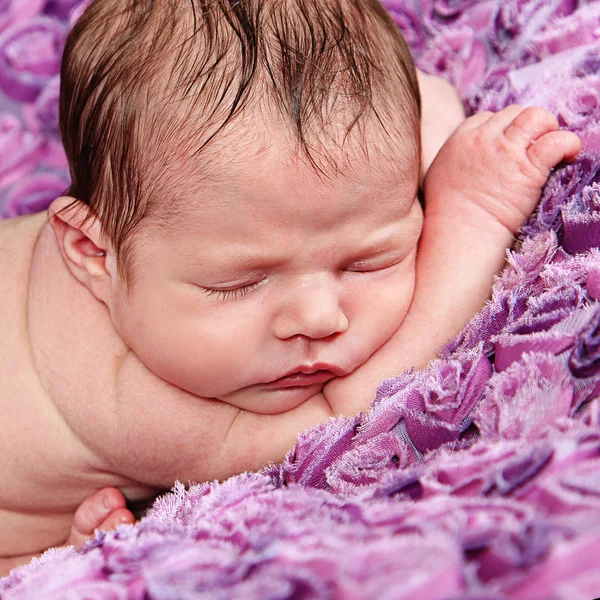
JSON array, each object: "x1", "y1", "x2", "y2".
[
  {"x1": 95, "y1": 507, "x2": 136, "y2": 533},
  {"x1": 527, "y1": 129, "x2": 582, "y2": 174},
  {"x1": 503, "y1": 106, "x2": 559, "y2": 148},
  {"x1": 67, "y1": 487, "x2": 134, "y2": 549}
]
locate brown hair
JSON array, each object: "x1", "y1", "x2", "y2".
[{"x1": 59, "y1": 0, "x2": 421, "y2": 278}]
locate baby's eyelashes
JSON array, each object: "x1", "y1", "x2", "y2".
[
  {"x1": 191, "y1": 248, "x2": 413, "y2": 303},
  {"x1": 193, "y1": 256, "x2": 411, "y2": 301},
  {"x1": 198, "y1": 277, "x2": 267, "y2": 301},
  {"x1": 343, "y1": 253, "x2": 409, "y2": 273}
]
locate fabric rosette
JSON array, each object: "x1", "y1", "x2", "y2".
[
  {"x1": 386, "y1": 0, "x2": 430, "y2": 56},
  {"x1": 418, "y1": 27, "x2": 488, "y2": 93},
  {"x1": 0, "y1": 113, "x2": 44, "y2": 191},
  {"x1": 445, "y1": 233, "x2": 562, "y2": 358},
  {"x1": 22, "y1": 74, "x2": 59, "y2": 137},
  {"x1": 1, "y1": 172, "x2": 69, "y2": 218},
  {"x1": 556, "y1": 76, "x2": 600, "y2": 132},
  {"x1": 0, "y1": 0, "x2": 45, "y2": 35},
  {"x1": 44, "y1": 0, "x2": 88, "y2": 20},
  {"x1": 359, "y1": 349, "x2": 492, "y2": 458},
  {"x1": 501, "y1": 532, "x2": 600, "y2": 599},
  {"x1": 561, "y1": 183, "x2": 600, "y2": 255},
  {"x1": 274, "y1": 413, "x2": 359, "y2": 490},
  {"x1": 412, "y1": 497, "x2": 551, "y2": 585},
  {"x1": 475, "y1": 353, "x2": 574, "y2": 442},
  {"x1": 568, "y1": 302, "x2": 600, "y2": 378},
  {"x1": 516, "y1": 425, "x2": 600, "y2": 517},
  {"x1": 420, "y1": 438, "x2": 553, "y2": 499},
  {"x1": 493, "y1": 298, "x2": 591, "y2": 373},
  {"x1": 525, "y1": 3, "x2": 600, "y2": 63},
  {"x1": 0, "y1": 16, "x2": 66, "y2": 103},
  {"x1": 324, "y1": 431, "x2": 417, "y2": 497}
]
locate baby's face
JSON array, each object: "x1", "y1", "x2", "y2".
[{"x1": 110, "y1": 135, "x2": 422, "y2": 415}]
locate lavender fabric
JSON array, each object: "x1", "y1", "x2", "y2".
[{"x1": 2, "y1": 0, "x2": 600, "y2": 598}]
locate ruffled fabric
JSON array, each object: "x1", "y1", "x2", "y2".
[{"x1": 2, "y1": 0, "x2": 600, "y2": 598}]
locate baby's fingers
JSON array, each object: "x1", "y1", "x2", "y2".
[
  {"x1": 527, "y1": 130, "x2": 582, "y2": 173},
  {"x1": 503, "y1": 106, "x2": 558, "y2": 146},
  {"x1": 459, "y1": 110, "x2": 494, "y2": 131}
]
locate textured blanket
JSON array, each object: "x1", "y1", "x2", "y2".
[{"x1": 2, "y1": 0, "x2": 600, "y2": 598}]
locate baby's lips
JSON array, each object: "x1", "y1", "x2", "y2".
[{"x1": 271, "y1": 362, "x2": 350, "y2": 382}]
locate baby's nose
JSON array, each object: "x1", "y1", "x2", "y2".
[{"x1": 272, "y1": 275, "x2": 349, "y2": 341}]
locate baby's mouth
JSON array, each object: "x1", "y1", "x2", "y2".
[
  {"x1": 262, "y1": 363, "x2": 347, "y2": 389},
  {"x1": 262, "y1": 370, "x2": 337, "y2": 389}
]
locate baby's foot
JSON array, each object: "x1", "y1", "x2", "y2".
[
  {"x1": 67, "y1": 487, "x2": 135, "y2": 549},
  {"x1": 0, "y1": 489, "x2": 135, "y2": 577},
  {"x1": 424, "y1": 105, "x2": 582, "y2": 235}
]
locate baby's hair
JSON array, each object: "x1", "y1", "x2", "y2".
[{"x1": 59, "y1": 0, "x2": 421, "y2": 280}]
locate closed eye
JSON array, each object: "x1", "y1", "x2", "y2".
[
  {"x1": 199, "y1": 278, "x2": 266, "y2": 301},
  {"x1": 344, "y1": 254, "x2": 407, "y2": 273}
]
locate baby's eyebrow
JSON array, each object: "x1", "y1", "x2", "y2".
[
  {"x1": 181, "y1": 248, "x2": 286, "y2": 272},
  {"x1": 349, "y1": 223, "x2": 420, "y2": 255}
]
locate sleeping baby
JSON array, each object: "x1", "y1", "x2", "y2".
[{"x1": 0, "y1": 0, "x2": 581, "y2": 575}]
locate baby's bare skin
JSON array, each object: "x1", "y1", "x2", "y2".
[
  {"x1": 0, "y1": 102, "x2": 579, "y2": 576},
  {"x1": 417, "y1": 71, "x2": 466, "y2": 178},
  {"x1": 0, "y1": 216, "x2": 140, "y2": 566}
]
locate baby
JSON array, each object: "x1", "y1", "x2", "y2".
[{"x1": 0, "y1": 0, "x2": 581, "y2": 575}]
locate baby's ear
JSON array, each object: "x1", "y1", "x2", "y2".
[{"x1": 48, "y1": 196, "x2": 115, "y2": 304}]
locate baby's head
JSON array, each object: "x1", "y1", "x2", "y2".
[{"x1": 52, "y1": 0, "x2": 423, "y2": 414}]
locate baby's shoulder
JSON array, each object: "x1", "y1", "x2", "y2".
[
  {"x1": 0, "y1": 211, "x2": 46, "y2": 269},
  {"x1": 0, "y1": 213, "x2": 57, "y2": 483},
  {"x1": 0, "y1": 213, "x2": 46, "y2": 371}
]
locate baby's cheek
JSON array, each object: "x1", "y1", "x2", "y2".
[
  {"x1": 348, "y1": 260, "x2": 416, "y2": 357},
  {"x1": 378, "y1": 265, "x2": 416, "y2": 331}
]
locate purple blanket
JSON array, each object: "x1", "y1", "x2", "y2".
[{"x1": 2, "y1": 0, "x2": 600, "y2": 598}]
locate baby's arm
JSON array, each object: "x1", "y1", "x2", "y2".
[
  {"x1": 324, "y1": 106, "x2": 581, "y2": 416},
  {"x1": 417, "y1": 70, "x2": 466, "y2": 178}
]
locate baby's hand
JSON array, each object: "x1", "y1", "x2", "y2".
[{"x1": 424, "y1": 105, "x2": 582, "y2": 235}]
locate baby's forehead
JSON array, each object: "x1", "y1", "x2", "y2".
[
  {"x1": 143, "y1": 129, "x2": 418, "y2": 244},
  {"x1": 202, "y1": 106, "x2": 417, "y2": 176},
  {"x1": 160, "y1": 116, "x2": 418, "y2": 208}
]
